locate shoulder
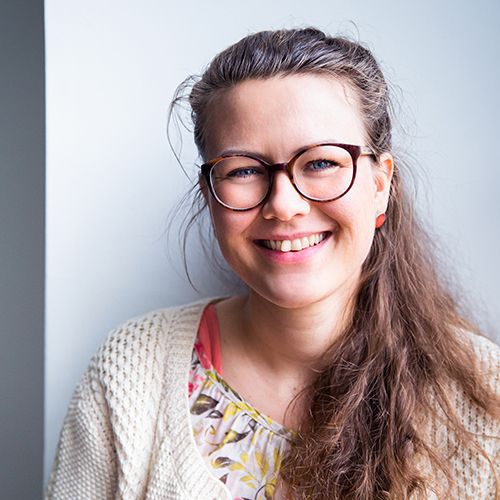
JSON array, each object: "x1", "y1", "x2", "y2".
[
  {"x1": 448, "y1": 331, "x2": 500, "y2": 432},
  {"x1": 47, "y1": 298, "x2": 226, "y2": 500},
  {"x1": 91, "y1": 298, "x2": 217, "y2": 377},
  {"x1": 437, "y1": 331, "x2": 500, "y2": 497},
  {"x1": 469, "y1": 331, "x2": 500, "y2": 366},
  {"x1": 462, "y1": 331, "x2": 500, "y2": 391},
  {"x1": 83, "y1": 297, "x2": 220, "y2": 415},
  {"x1": 84, "y1": 299, "x2": 219, "y2": 489}
]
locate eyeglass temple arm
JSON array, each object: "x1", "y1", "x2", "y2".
[{"x1": 360, "y1": 146, "x2": 376, "y2": 157}]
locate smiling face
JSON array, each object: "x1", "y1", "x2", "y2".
[{"x1": 203, "y1": 75, "x2": 392, "y2": 310}]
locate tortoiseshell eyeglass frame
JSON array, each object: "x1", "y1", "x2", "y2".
[{"x1": 200, "y1": 143, "x2": 375, "y2": 212}]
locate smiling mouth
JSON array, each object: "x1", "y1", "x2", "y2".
[{"x1": 258, "y1": 232, "x2": 328, "y2": 252}]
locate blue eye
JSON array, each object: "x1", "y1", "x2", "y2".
[
  {"x1": 305, "y1": 159, "x2": 340, "y2": 171},
  {"x1": 228, "y1": 167, "x2": 263, "y2": 178}
]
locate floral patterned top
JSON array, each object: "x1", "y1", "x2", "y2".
[{"x1": 188, "y1": 304, "x2": 295, "y2": 500}]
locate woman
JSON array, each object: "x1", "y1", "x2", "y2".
[{"x1": 46, "y1": 28, "x2": 500, "y2": 500}]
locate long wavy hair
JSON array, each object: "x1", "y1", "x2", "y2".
[{"x1": 170, "y1": 28, "x2": 500, "y2": 499}]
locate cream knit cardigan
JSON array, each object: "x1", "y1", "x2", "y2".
[{"x1": 46, "y1": 299, "x2": 500, "y2": 500}]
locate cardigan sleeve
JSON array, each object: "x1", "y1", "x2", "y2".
[{"x1": 45, "y1": 366, "x2": 118, "y2": 500}]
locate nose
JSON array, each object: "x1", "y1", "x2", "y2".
[{"x1": 261, "y1": 171, "x2": 311, "y2": 221}]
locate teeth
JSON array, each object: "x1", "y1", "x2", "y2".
[{"x1": 264, "y1": 232, "x2": 327, "y2": 252}]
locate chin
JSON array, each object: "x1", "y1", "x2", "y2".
[{"x1": 251, "y1": 284, "x2": 330, "y2": 310}]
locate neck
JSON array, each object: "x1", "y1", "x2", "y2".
[
  {"x1": 217, "y1": 288, "x2": 355, "y2": 386},
  {"x1": 215, "y1": 289, "x2": 356, "y2": 429}
]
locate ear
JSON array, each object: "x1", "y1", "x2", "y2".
[{"x1": 373, "y1": 152, "x2": 393, "y2": 212}]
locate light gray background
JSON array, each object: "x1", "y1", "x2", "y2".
[{"x1": 41, "y1": 0, "x2": 500, "y2": 488}]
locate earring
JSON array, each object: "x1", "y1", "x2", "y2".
[{"x1": 375, "y1": 213, "x2": 386, "y2": 228}]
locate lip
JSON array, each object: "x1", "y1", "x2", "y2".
[{"x1": 254, "y1": 231, "x2": 331, "y2": 263}]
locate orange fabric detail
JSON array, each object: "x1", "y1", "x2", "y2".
[{"x1": 196, "y1": 303, "x2": 223, "y2": 375}]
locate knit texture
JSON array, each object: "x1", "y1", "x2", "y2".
[{"x1": 46, "y1": 299, "x2": 500, "y2": 499}]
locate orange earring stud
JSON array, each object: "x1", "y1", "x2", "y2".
[{"x1": 375, "y1": 213, "x2": 386, "y2": 228}]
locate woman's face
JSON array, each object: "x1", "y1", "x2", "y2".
[{"x1": 203, "y1": 75, "x2": 393, "y2": 310}]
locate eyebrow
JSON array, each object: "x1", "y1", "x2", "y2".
[
  {"x1": 215, "y1": 139, "x2": 344, "y2": 161},
  {"x1": 216, "y1": 148, "x2": 256, "y2": 157}
]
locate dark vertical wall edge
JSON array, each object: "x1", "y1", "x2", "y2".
[{"x1": 0, "y1": 0, "x2": 45, "y2": 498}]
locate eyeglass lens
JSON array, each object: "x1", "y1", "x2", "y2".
[{"x1": 210, "y1": 145, "x2": 355, "y2": 210}]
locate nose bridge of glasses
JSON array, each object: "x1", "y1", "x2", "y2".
[
  {"x1": 267, "y1": 162, "x2": 295, "y2": 186},
  {"x1": 266, "y1": 162, "x2": 301, "y2": 200},
  {"x1": 268, "y1": 162, "x2": 290, "y2": 174},
  {"x1": 266, "y1": 162, "x2": 297, "y2": 193}
]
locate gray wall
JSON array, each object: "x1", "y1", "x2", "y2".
[{"x1": 0, "y1": 0, "x2": 45, "y2": 498}]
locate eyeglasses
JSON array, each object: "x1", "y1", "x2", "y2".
[{"x1": 200, "y1": 143, "x2": 375, "y2": 211}]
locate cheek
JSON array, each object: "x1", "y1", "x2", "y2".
[
  {"x1": 338, "y1": 174, "x2": 378, "y2": 226},
  {"x1": 325, "y1": 195, "x2": 375, "y2": 232},
  {"x1": 323, "y1": 191, "x2": 376, "y2": 252},
  {"x1": 210, "y1": 204, "x2": 254, "y2": 253}
]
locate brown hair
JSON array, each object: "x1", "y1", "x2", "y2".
[{"x1": 171, "y1": 28, "x2": 500, "y2": 499}]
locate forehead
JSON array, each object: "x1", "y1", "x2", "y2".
[{"x1": 204, "y1": 74, "x2": 367, "y2": 160}]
